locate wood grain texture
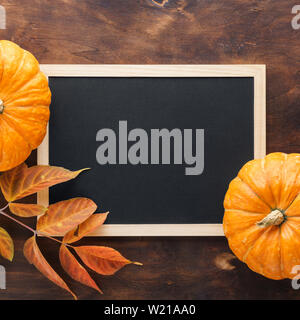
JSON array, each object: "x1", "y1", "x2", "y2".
[{"x1": 0, "y1": 0, "x2": 299, "y2": 299}]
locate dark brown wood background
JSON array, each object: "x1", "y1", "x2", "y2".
[{"x1": 0, "y1": 0, "x2": 299, "y2": 300}]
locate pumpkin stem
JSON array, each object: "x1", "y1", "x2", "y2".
[
  {"x1": 257, "y1": 209, "x2": 285, "y2": 228},
  {"x1": 0, "y1": 99, "x2": 4, "y2": 114}
]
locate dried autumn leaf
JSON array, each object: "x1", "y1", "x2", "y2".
[
  {"x1": 59, "y1": 245, "x2": 102, "y2": 294},
  {"x1": 75, "y1": 246, "x2": 137, "y2": 275},
  {"x1": 0, "y1": 163, "x2": 27, "y2": 201},
  {"x1": 37, "y1": 197, "x2": 97, "y2": 235},
  {"x1": 23, "y1": 236, "x2": 76, "y2": 299},
  {"x1": 0, "y1": 227, "x2": 14, "y2": 261},
  {"x1": 63, "y1": 212, "x2": 109, "y2": 244},
  {"x1": 9, "y1": 203, "x2": 47, "y2": 217},
  {"x1": 0, "y1": 163, "x2": 88, "y2": 202}
]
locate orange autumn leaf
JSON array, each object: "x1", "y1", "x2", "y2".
[
  {"x1": 37, "y1": 197, "x2": 97, "y2": 235},
  {"x1": 74, "y1": 246, "x2": 136, "y2": 275},
  {"x1": 0, "y1": 163, "x2": 27, "y2": 201},
  {"x1": 0, "y1": 227, "x2": 14, "y2": 261},
  {"x1": 63, "y1": 212, "x2": 109, "y2": 244},
  {"x1": 9, "y1": 203, "x2": 47, "y2": 217},
  {"x1": 23, "y1": 236, "x2": 76, "y2": 299},
  {"x1": 0, "y1": 163, "x2": 88, "y2": 202},
  {"x1": 59, "y1": 245, "x2": 102, "y2": 294}
]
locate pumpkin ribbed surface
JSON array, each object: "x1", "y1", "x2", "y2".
[
  {"x1": 0, "y1": 40, "x2": 51, "y2": 171},
  {"x1": 223, "y1": 152, "x2": 300, "y2": 279}
]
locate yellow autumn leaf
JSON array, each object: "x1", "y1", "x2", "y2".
[{"x1": 0, "y1": 227, "x2": 14, "y2": 261}]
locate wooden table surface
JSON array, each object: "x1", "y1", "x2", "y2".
[{"x1": 0, "y1": 0, "x2": 299, "y2": 300}]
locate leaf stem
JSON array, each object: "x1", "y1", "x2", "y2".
[
  {"x1": 0, "y1": 206, "x2": 36, "y2": 234},
  {"x1": 0, "y1": 204, "x2": 72, "y2": 247},
  {"x1": 37, "y1": 230, "x2": 73, "y2": 247},
  {"x1": 1, "y1": 203, "x2": 9, "y2": 211}
]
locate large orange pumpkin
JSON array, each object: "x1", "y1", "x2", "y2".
[
  {"x1": 0, "y1": 40, "x2": 51, "y2": 171},
  {"x1": 224, "y1": 152, "x2": 300, "y2": 280}
]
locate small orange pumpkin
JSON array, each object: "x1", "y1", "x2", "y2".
[
  {"x1": 0, "y1": 40, "x2": 51, "y2": 171},
  {"x1": 224, "y1": 152, "x2": 300, "y2": 280}
]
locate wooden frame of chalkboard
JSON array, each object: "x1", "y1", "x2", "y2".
[{"x1": 37, "y1": 65, "x2": 266, "y2": 236}]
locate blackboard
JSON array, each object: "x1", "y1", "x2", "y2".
[{"x1": 38, "y1": 65, "x2": 266, "y2": 236}]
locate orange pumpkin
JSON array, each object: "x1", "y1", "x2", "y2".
[
  {"x1": 223, "y1": 152, "x2": 300, "y2": 280},
  {"x1": 0, "y1": 40, "x2": 51, "y2": 171}
]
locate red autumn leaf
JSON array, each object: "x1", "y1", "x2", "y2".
[
  {"x1": 0, "y1": 227, "x2": 14, "y2": 261},
  {"x1": 23, "y1": 236, "x2": 76, "y2": 299},
  {"x1": 59, "y1": 245, "x2": 102, "y2": 294},
  {"x1": 0, "y1": 163, "x2": 88, "y2": 202},
  {"x1": 37, "y1": 197, "x2": 97, "y2": 235},
  {"x1": 74, "y1": 246, "x2": 138, "y2": 275},
  {"x1": 9, "y1": 203, "x2": 47, "y2": 217},
  {"x1": 63, "y1": 212, "x2": 109, "y2": 244}
]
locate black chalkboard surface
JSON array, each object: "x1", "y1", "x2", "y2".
[
  {"x1": 37, "y1": 65, "x2": 266, "y2": 235},
  {"x1": 48, "y1": 76, "x2": 254, "y2": 226}
]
